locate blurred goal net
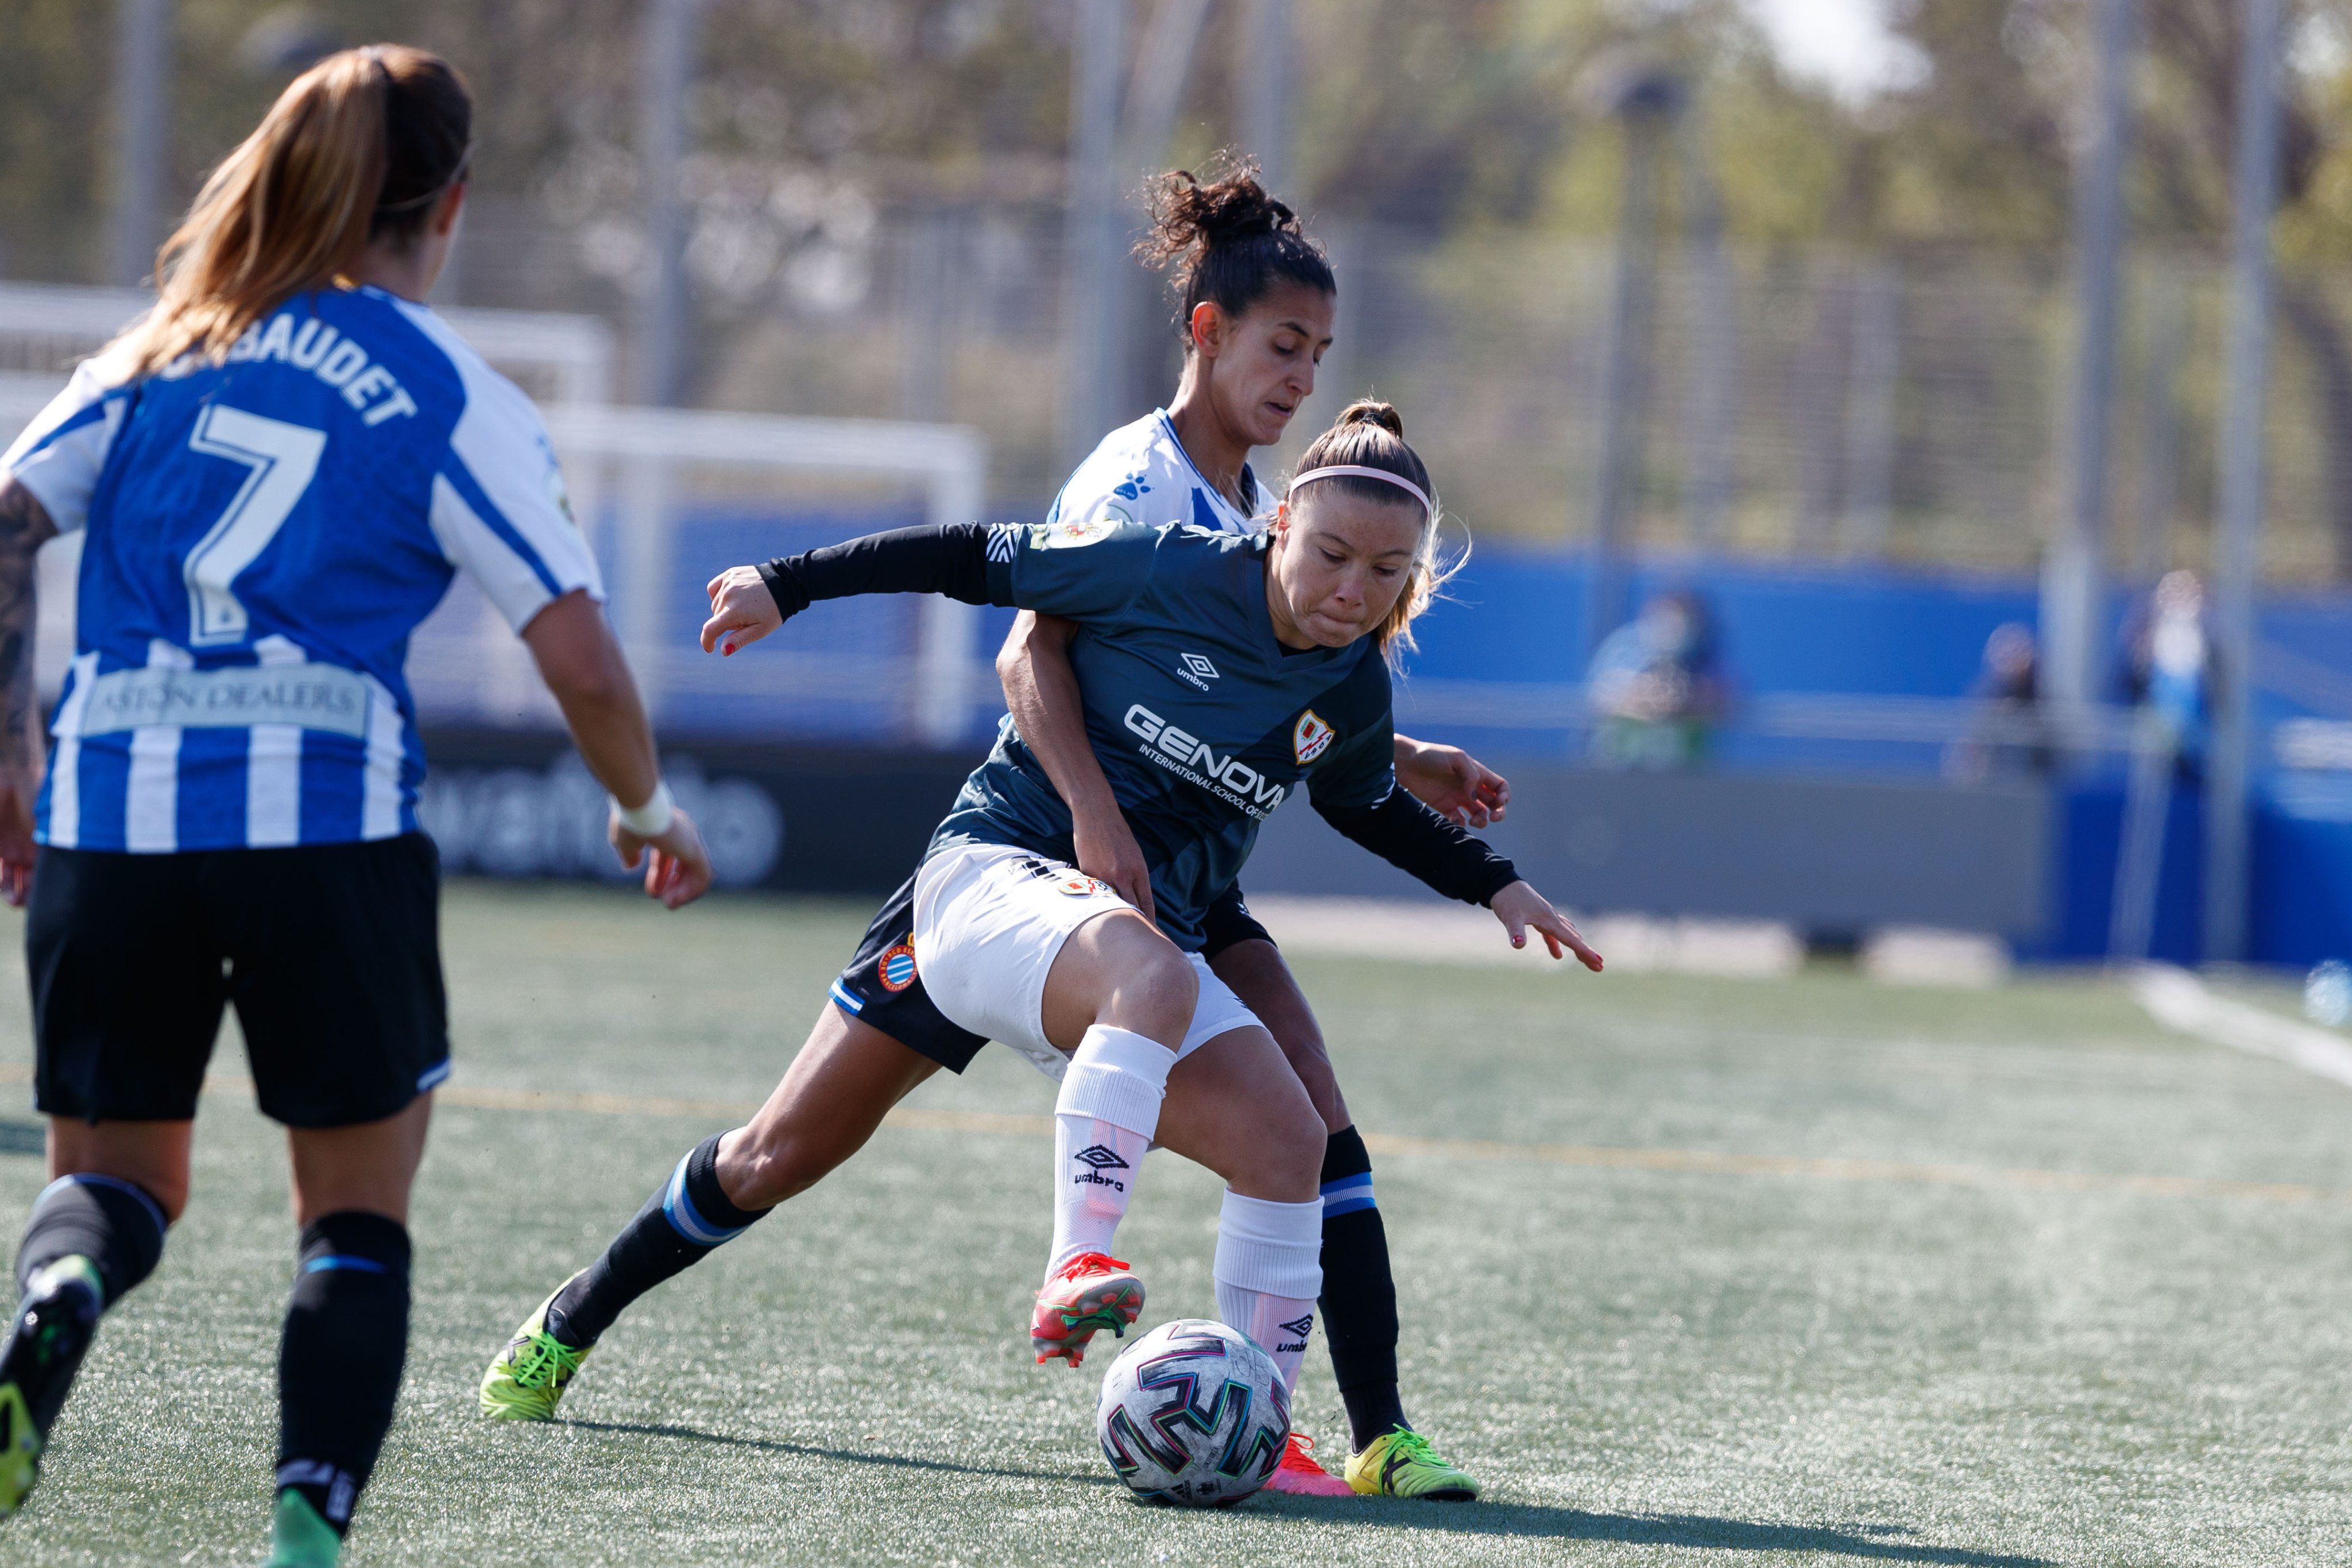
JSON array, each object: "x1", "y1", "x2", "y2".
[{"x1": 0, "y1": 284, "x2": 992, "y2": 750}]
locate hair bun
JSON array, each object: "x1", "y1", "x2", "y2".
[
  {"x1": 1337, "y1": 399, "x2": 1405, "y2": 438},
  {"x1": 1193, "y1": 175, "x2": 1291, "y2": 240},
  {"x1": 1136, "y1": 152, "x2": 1303, "y2": 268}
]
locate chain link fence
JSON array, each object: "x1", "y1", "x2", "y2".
[{"x1": 431, "y1": 193, "x2": 2350, "y2": 583}]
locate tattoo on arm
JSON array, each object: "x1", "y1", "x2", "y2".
[{"x1": 0, "y1": 482, "x2": 58, "y2": 768}]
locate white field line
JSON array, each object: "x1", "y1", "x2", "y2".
[
  {"x1": 0, "y1": 1062, "x2": 2338, "y2": 1208},
  {"x1": 2132, "y1": 964, "x2": 2352, "y2": 1090}
]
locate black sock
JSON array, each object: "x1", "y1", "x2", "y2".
[
  {"x1": 276, "y1": 1212, "x2": 411, "y2": 1538},
  {"x1": 1317, "y1": 1126, "x2": 1409, "y2": 1451},
  {"x1": 13, "y1": 1172, "x2": 168, "y2": 1310},
  {"x1": 546, "y1": 1134, "x2": 767, "y2": 1349}
]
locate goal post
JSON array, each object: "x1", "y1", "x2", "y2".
[{"x1": 0, "y1": 288, "x2": 994, "y2": 749}]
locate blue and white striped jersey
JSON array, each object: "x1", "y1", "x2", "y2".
[
  {"x1": 1045, "y1": 409, "x2": 1263, "y2": 539},
  {"x1": 0, "y1": 285, "x2": 604, "y2": 853}
]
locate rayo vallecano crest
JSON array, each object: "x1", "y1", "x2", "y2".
[{"x1": 1293, "y1": 708, "x2": 1334, "y2": 764}]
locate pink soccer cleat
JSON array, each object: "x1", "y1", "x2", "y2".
[
  {"x1": 1030, "y1": 1252, "x2": 1144, "y2": 1368},
  {"x1": 1262, "y1": 1431, "x2": 1356, "y2": 1497}
]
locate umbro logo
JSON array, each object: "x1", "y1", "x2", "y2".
[
  {"x1": 1279, "y1": 1314, "x2": 1314, "y2": 1338},
  {"x1": 1071, "y1": 1141, "x2": 1128, "y2": 1192},
  {"x1": 1177, "y1": 651, "x2": 1220, "y2": 690},
  {"x1": 985, "y1": 524, "x2": 1020, "y2": 563}
]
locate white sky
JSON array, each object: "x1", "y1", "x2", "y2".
[{"x1": 1738, "y1": 0, "x2": 1931, "y2": 103}]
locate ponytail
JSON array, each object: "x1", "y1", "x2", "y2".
[
  {"x1": 1290, "y1": 400, "x2": 1464, "y2": 664},
  {"x1": 111, "y1": 45, "x2": 471, "y2": 380},
  {"x1": 1136, "y1": 152, "x2": 1335, "y2": 347}
]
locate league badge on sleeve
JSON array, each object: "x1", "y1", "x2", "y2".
[
  {"x1": 1031, "y1": 514, "x2": 1122, "y2": 549},
  {"x1": 1293, "y1": 708, "x2": 1335, "y2": 764}
]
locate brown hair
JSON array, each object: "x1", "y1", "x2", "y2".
[
  {"x1": 111, "y1": 45, "x2": 471, "y2": 378},
  {"x1": 1135, "y1": 153, "x2": 1334, "y2": 347},
  {"x1": 1289, "y1": 399, "x2": 1463, "y2": 661}
]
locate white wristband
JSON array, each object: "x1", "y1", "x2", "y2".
[{"x1": 613, "y1": 780, "x2": 674, "y2": 837}]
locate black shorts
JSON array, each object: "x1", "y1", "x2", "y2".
[
  {"x1": 830, "y1": 873, "x2": 989, "y2": 1073},
  {"x1": 829, "y1": 873, "x2": 1279, "y2": 1073},
  {"x1": 28, "y1": 835, "x2": 450, "y2": 1129},
  {"x1": 1198, "y1": 883, "x2": 1274, "y2": 962}
]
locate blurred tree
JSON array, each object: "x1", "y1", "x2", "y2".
[{"x1": 0, "y1": 1, "x2": 109, "y2": 280}]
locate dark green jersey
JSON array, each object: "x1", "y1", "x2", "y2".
[{"x1": 933, "y1": 520, "x2": 1397, "y2": 950}]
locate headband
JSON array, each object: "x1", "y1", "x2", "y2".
[{"x1": 1286, "y1": 464, "x2": 1432, "y2": 519}]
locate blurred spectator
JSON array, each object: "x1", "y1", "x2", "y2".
[
  {"x1": 1586, "y1": 590, "x2": 1726, "y2": 769},
  {"x1": 2119, "y1": 569, "x2": 2214, "y2": 774},
  {"x1": 1944, "y1": 622, "x2": 2050, "y2": 782}
]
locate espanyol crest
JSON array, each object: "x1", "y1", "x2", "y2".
[{"x1": 1293, "y1": 709, "x2": 1334, "y2": 764}]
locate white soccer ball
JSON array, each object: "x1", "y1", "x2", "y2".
[{"x1": 1094, "y1": 1318, "x2": 1290, "y2": 1507}]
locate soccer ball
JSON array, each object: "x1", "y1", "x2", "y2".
[{"x1": 1094, "y1": 1318, "x2": 1289, "y2": 1507}]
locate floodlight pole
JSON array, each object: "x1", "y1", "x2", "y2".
[
  {"x1": 1583, "y1": 69, "x2": 1682, "y2": 661},
  {"x1": 1678, "y1": 110, "x2": 1737, "y2": 551},
  {"x1": 636, "y1": 0, "x2": 701, "y2": 408},
  {"x1": 1237, "y1": 0, "x2": 1294, "y2": 193},
  {"x1": 1059, "y1": 0, "x2": 1129, "y2": 470},
  {"x1": 2206, "y1": 0, "x2": 2285, "y2": 964},
  {"x1": 108, "y1": 0, "x2": 171, "y2": 288},
  {"x1": 621, "y1": 0, "x2": 703, "y2": 722},
  {"x1": 2041, "y1": 0, "x2": 2135, "y2": 741}
]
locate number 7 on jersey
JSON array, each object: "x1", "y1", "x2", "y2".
[{"x1": 183, "y1": 404, "x2": 326, "y2": 647}]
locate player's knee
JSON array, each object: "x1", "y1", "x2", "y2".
[
  {"x1": 715, "y1": 1125, "x2": 818, "y2": 1211},
  {"x1": 1089, "y1": 926, "x2": 1196, "y2": 1047},
  {"x1": 1225, "y1": 1083, "x2": 1323, "y2": 1202},
  {"x1": 1265, "y1": 1091, "x2": 1326, "y2": 1199},
  {"x1": 1114, "y1": 944, "x2": 1197, "y2": 1047}
]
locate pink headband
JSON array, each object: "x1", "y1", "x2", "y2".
[{"x1": 1286, "y1": 464, "x2": 1432, "y2": 518}]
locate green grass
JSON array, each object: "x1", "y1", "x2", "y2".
[{"x1": 3, "y1": 884, "x2": 2350, "y2": 1565}]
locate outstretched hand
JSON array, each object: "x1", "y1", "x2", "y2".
[
  {"x1": 701, "y1": 567, "x2": 783, "y2": 656},
  {"x1": 610, "y1": 805, "x2": 716, "y2": 909},
  {"x1": 1398, "y1": 738, "x2": 1510, "y2": 828},
  {"x1": 1491, "y1": 881, "x2": 1603, "y2": 971}
]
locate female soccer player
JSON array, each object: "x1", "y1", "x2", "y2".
[
  {"x1": 991, "y1": 160, "x2": 1519, "y2": 1497},
  {"x1": 482, "y1": 402, "x2": 1600, "y2": 1494},
  {"x1": 0, "y1": 48, "x2": 710, "y2": 1565}
]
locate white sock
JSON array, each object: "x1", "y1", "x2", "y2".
[
  {"x1": 1046, "y1": 1025, "x2": 1175, "y2": 1280},
  {"x1": 1212, "y1": 1189, "x2": 1325, "y2": 1397}
]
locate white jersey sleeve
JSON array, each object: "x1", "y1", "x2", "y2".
[
  {"x1": 1047, "y1": 411, "x2": 1263, "y2": 537},
  {"x1": 397, "y1": 301, "x2": 605, "y2": 633},
  {"x1": 0, "y1": 352, "x2": 138, "y2": 535}
]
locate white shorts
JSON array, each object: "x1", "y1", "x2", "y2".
[{"x1": 911, "y1": 840, "x2": 1262, "y2": 1082}]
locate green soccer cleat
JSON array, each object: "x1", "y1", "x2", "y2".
[
  {"x1": 262, "y1": 1489, "x2": 341, "y2": 1567},
  {"x1": 479, "y1": 1273, "x2": 594, "y2": 1421},
  {"x1": 0, "y1": 1384, "x2": 36, "y2": 1520},
  {"x1": 0, "y1": 1256, "x2": 104, "y2": 1519},
  {"x1": 1344, "y1": 1426, "x2": 1481, "y2": 1501}
]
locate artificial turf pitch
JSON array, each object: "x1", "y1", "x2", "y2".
[{"x1": 1, "y1": 884, "x2": 2347, "y2": 1566}]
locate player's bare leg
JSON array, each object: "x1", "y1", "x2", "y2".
[
  {"x1": 483, "y1": 1007, "x2": 936, "y2": 1419},
  {"x1": 1209, "y1": 936, "x2": 1476, "y2": 1498}
]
